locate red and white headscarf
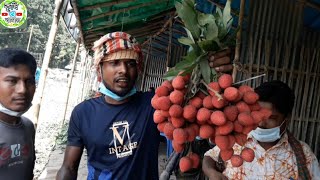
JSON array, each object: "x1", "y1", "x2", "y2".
[{"x1": 92, "y1": 32, "x2": 143, "y2": 72}]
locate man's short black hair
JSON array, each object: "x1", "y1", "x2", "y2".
[
  {"x1": 254, "y1": 80, "x2": 295, "y2": 117},
  {"x1": 0, "y1": 48, "x2": 37, "y2": 75}
]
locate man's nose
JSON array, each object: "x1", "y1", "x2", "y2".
[
  {"x1": 16, "y1": 81, "x2": 27, "y2": 93},
  {"x1": 118, "y1": 61, "x2": 128, "y2": 74}
]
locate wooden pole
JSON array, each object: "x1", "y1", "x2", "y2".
[
  {"x1": 61, "y1": 41, "x2": 80, "y2": 125},
  {"x1": 33, "y1": 0, "x2": 63, "y2": 129},
  {"x1": 26, "y1": 25, "x2": 34, "y2": 52},
  {"x1": 232, "y1": 0, "x2": 245, "y2": 82}
]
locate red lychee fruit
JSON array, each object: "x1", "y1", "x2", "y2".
[
  {"x1": 182, "y1": 73, "x2": 191, "y2": 83},
  {"x1": 169, "y1": 90, "x2": 184, "y2": 105},
  {"x1": 223, "y1": 105, "x2": 239, "y2": 122},
  {"x1": 189, "y1": 97, "x2": 203, "y2": 109},
  {"x1": 164, "y1": 122, "x2": 175, "y2": 140},
  {"x1": 161, "y1": 110, "x2": 170, "y2": 118},
  {"x1": 228, "y1": 135, "x2": 236, "y2": 149},
  {"x1": 212, "y1": 96, "x2": 227, "y2": 109},
  {"x1": 231, "y1": 155, "x2": 243, "y2": 167},
  {"x1": 197, "y1": 108, "x2": 211, "y2": 123},
  {"x1": 172, "y1": 76, "x2": 186, "y2": 90},
  {"x1": 161, "y1": 80, "x2": 173, "y2": 91},
  {"x1": 179, "y1": 156, "x2": 193, "y2": 173},
  {"x1": 251, "y1": 111, "x2": 264, "y2": 124},
  {"x1": 153, "y1": 110, "x2": 166, "y2": 123},
  {"x1": 233, "y1": 121, "x2": 244, "y2": 133},
  {"x1": 238, "y1": 112, "x2": 254, "y2": 126},
  {"x1": 173, "y1": 128, "x2": 188, "y2": 144},
  {"x1": 210, "y1": 110, "x2": 227, "y2": 126},
  {"x1": 234, "y1": 133, "x2": 247, "y2": 146},
  {"x1": 151, "y1": 95, "x2": 160, "y2": 110},
  {"x1": 199, "y1": 124, "x2": 215, "y2": 139},
  {"x1": 220, "y1": 148, "x2": 234, "y2": 161},
  {"x1": 157, "y1": 96, "x2": 171, "y2": 111},
  {"x1": 259, "y1": 108, "x2": 273, "y2": 120},
  {"x1": 242, "y1": 125, "x2": 255, "y2": 135},
  {"x1": 169, "y1": 104, "x2": 183, "y2": 118},
  {"x1": 215, "y1": 135, "x2": 230, "y2": 150},
  {"x1": 216, "y1": 121, "x2": 234, "y2": 135},
  {"x1": 188, "y1": 153, "x2": 200, "y2": 169},
  {"x1": 243, "y1": 91, "x2": 259, "y2": 104},
  {"x1": 172, "y1": 140, "x2": 185, "y2": 153},
  {"x1": 155, "y1": 86, "x2": 170, "y2": 97},
  {"x1": 239, "y1": 85, "x2": 253, "y2": 94},
  {"x1": 218, "y1": 74, "x2": 233, "y2": 89},
  {"x1": 241, "y1": 148, "x2": 255, "y2": 162},
  {"x1": 249, "y1": 102, "x2": 261, "y2": 111},
  {"x1": 203, "y1": 95, "x2": 214, "y2": 109},
  {"x1": 196, "y1": 91, "x2": 207, "y2": 99},
  {"x1": 171, "y1": 117, "x2": 185, "y2": 128},
  {"x1": 185, "y1": 127, "x2": 196, "y2": 142},
  {"x1": 157, "y1": 122, "x2": 167, "y2": 132},
  {"x1": 224, "y1": 87, "x2": 239, "y2": 102},
  {"x1": 189, "y1": 123, "x2": 200, "y2": 136},
  {"x1": 183, "y1": 105, "x2": 197, "y2": 122},
  {"x1": 236, "y1": 101, "x2": 251, "y2": 113},
  {"x1": 208, "y1": 82, "x2": 221, "y2": 96}
]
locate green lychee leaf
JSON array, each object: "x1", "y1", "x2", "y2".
[
  {"x1": 175, "y1": 0, "x2": 200, "y2": 39},
  {"x1": 199, "y1": 56, "x2": 211, "y2": 84}
]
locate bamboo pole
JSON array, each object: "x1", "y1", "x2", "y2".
[
  {"x1": 33, "y1": 0, "x2": 63, "y2": 129},
  {"x1": 166, "y1": 19, "x2": 172, "y2": 69},
  {"x1": 295, "y1": 47, "x2": 306, "y2": 139},
  {"x1": 141, "y1": 39, "x2": 152, "y2": 91},
  {"x1": 232, "y1": 0, "x2": 245, "y2": 82},
  {"x1": 26, "y1": 25, "x2": 34, "y2": 52},
  {"x1": 61, "y1": 41, "x2": 80, "y2": 125},
  {"x1": 306, "y1": 49, "x2": 319, "y2": 147}
]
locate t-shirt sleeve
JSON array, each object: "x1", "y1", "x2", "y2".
[
  {"x1": 204, "y1": 146, "x2": 221, "y2": 162},
  {"x1": 67, "y1": 108, "x2": 84, "y2": 148}
]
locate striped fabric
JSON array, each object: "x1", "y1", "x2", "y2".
[
  {"x1": 92, "y1": 32, "x2": 143, "y2": 71},
  {"x1": 287, "y1": 130, "x2": 311, "y2": 180}
]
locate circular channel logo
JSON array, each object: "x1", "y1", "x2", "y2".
[{"x1": 0, "y1": 0, "x2": 27, "y2": 28}]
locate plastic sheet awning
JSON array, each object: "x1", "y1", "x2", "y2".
[{"x1": 61, "y1": 0, "x2": 320, "y2": 51}]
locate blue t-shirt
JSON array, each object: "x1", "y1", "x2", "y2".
[{"x1": 67, "y1": 92, "x2": 160, "y2": 180}]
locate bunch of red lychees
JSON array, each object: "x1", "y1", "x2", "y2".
[{"x1": 152, "y1": 74, "x2": 272, "y2": 170}]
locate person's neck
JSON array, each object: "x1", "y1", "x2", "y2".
[
  {"x1": 258, "y1": 140, "x2": 279, "y2": 150},
  {"x1": 104, "y1": 95, "x2": 130, "y2": 105},
  {"x1": 0, "y1": 112, "x2": 21, "y2": 125}
]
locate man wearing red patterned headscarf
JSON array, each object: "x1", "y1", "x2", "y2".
[{"x1": 56, "y1": 32, "x2": 233, "y2": 180}]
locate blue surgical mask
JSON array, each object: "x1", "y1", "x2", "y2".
[
  {"x1": 99, "y1": 83, "x2": 136, "y2": 101},
  {"x1": 250, "y1": 120, "x2": 286, "y2": 142},
  {"x1": 0, "y1": 102, "x2": 31, "y2": 117}
]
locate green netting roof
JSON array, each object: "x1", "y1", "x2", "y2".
[{"x1": 68, "y1": 0, "x2": 178, "y2": 49}]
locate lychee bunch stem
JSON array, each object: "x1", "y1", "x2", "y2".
[{"x1": 200, "y1": 80, "x2": 223, "y2": 100}]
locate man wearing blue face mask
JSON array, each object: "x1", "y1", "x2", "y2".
[
  {"x1": 0, "y1": 48, "x2": 37, "y2": 180},
  {"x1": 56, "y1": 32, "x2": 233, "y2": 180},
  {"x1": 202, "y1": 80, "x2": 320, "y2": 180}
]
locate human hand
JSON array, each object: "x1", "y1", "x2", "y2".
[{"x1": 208, "y1": 48, "x2": 233, "y2": 73}]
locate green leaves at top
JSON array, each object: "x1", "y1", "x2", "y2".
[
  {"x1": 197, "y1": 13, "x2": 218, "y2": 41},
  {"x1": 175, "y1": 0, "x2": 200, "y2": 40},
  {"x1": 223, "y1": 0, "x2": 233, "y2": 32},
  {"x1": 199, "y1": 55, "x2": 211, "y2": 84}
]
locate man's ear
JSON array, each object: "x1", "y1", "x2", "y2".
[{"x1": 97, "y1": 65, "x2": 103, "y2": 82}]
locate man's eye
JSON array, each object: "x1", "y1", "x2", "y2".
[
  {"x1": 127, "y1": 61, "x2": 137, "y2": 67},
  {"x1": 6, "y1": 79, "x2": 17, "y2": 84},
  {"x1": 109, "y1": 60, "x2": 119, "y2": 66}
]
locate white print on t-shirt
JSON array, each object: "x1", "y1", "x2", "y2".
[
  {"x1": 109, "y1": 121, "x2": 138, "y2": 158},
  {"x1": 10, "y1": 144, "x2": 21, "y2": 158}
]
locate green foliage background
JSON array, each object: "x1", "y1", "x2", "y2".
[{"x1": 0, "y1": 0, "x2": 76, "y2": 68}]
